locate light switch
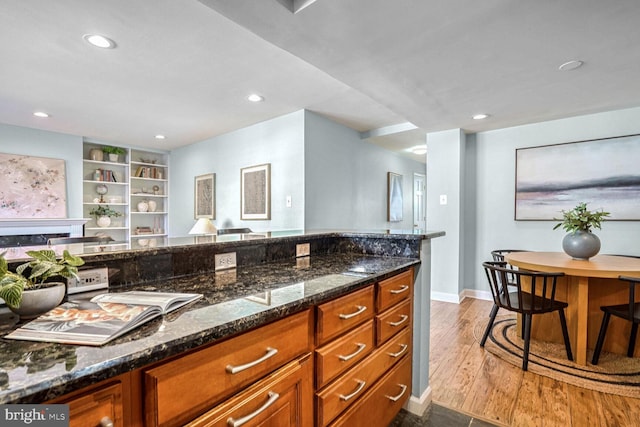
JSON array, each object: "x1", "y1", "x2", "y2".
[{"x1": 439, "y1": 194, "x2": 447, "y2": 205}]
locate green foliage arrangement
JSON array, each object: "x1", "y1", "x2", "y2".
[
  {"x1": 101, "y1": 146, "x2": 126, "y2": 155},
  {"x1": 89, "y1": 205, "x2": 122, "y2": 218},
  {"x1": 0, "y1": 250, "x2": 84, "y2": 308},
  {"x1": 553, "y1": 202, "x2": 610, "y2": 233}
]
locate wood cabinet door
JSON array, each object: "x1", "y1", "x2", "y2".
[
  {"x1": 316, "y1": 286, "x2": 374, "y2": 346},
  {"x1": 185, "y1": 354, "x2": 313, "y2": 427},
  {"x1": 376, "y1": 269, "x2": 413, "y2": 312}
]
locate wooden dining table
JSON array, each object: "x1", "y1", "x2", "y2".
[{"x1": 505, "y1": 251, "x2": 640, "y2": 365}]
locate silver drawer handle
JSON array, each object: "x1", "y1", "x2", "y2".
[
  {"x1": 339, "y1": 379, "x2": 366, "y2": 401},
  {"x1": 385, "y1": 384, "x2": 408, "y2": 402},
  {"x1": 227, "y1": 391, "x2": 280, "y2": 427},
  {"x1": 388, "y1": 314, "x2": 408, "y2": 327},
  {"x1": 338, "y1": 342, "x2": 367, "y2": 361},
  {"x1": 387, "y1": 343, "x2": 408, "y2": 358},
  {"x1": 100, "y1": 417, "x2": 114, "y2": 427},
  {"x1": 226, "y1": 347, "x2": 278, "y2": 374},
  {"x1": 390, "y1": 285, "x2": 409, "y2": 295},
  {"x1": 339, "y1": 305, "x2": 367, "y2": 319}
]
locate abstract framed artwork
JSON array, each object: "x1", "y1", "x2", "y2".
[
  {"x1": 194, "y1": 173, "x2": 215, "y2": 219},
  {"x1": 515, "y1": 134, "x2": 640, "y2": 220},
  {"x1": 387, "y1": 172, "x2": 403, "y2": 222},
  {"x1": 241, "y1": 163, "x2": 271, "y2": 220},
  {"x1": 0, "y1": 153, "x2": 67, "y2": 218}
]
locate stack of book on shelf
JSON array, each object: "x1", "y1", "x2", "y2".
[
  {"x1": 134, "y1": 166, "x2": 162, "y2": 179},
  {"x1": 135, "y1": 226, "x2": 154, "y2": 235},
  {"x1": 94, "y1": 169, "x2": 118, "y2": 182},
  {"x1": 4, "y1": 291, "x2": 203, "y2": 346}
]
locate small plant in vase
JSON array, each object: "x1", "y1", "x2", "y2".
[
  {"x1": 0, "y1": 250, "x2": 84, "y2": 318},
  {"x1": 553, "y1": 202, "x2": 610, "y2": 260},
  {"x1": 89, "y1": 205, "x2": 122, "y2": 227},
  {"x1": 102, "y1": 146, "x2": 125, "y2": 162}
]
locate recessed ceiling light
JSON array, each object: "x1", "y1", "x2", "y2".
[
  {"x1": 155, "y1": 135, "x2": 166, "y2": 140},
  {"x1": 558, "y1": 60, "x2": 583, "y2": 71},
  {"x1": 33, "y1": 111, "x2": 49, "y2": 118},
  {"x1": 247, "y1": 94, "x2": 264, "y2": 102},
  {"x1": 410, "y1": 145, "x2": 427, "y2": 155},
  {"x1": 473, "y1": 113, "x2": 490, "y2": 120},
  {"x1": 83, "y1": 34, "x2": 117, "y2": 49}
]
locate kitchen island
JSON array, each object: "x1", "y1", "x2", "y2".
[{"x1": 0, "y1": 230, "x2": 443, "y2": 425}]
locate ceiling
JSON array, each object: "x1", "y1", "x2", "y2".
[{"x1": 2, "y1": 1, "x2": 640, "y2": 164}]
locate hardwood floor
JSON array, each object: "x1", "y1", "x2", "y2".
[{"x1": 429, "y1": 298, "x2": 640, "y2": 427}]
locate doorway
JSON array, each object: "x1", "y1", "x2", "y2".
[{"x1": 413, "y1": 173, "x2": 426, "y2": 230}]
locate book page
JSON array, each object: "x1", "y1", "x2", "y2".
[{"x1": 90, "y1": 291, "x2": 202, "y2": 313}]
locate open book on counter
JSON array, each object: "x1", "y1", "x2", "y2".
[{"x1": 4, "y1": 291, "x2": 203, "y2": 346}]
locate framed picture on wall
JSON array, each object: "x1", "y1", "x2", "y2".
[
  {"x1": 0, "y1": 153, "x2": 67, "y2": 219},
  {"x1": 387, "y1": 172, "x2": 403, "y2": 222},
  {"x1": 241, "y1": 163, "x2": 271, "y2": 220},
  {"x1": 194, "y1": 173, "x2": 215, "y2": 219},
  {"x1": 515, "y1": 134, "x2": 640, "y2": 220}
]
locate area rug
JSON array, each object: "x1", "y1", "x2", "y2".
[{"x1": 473, "y1": 315, "x2": 640, "y2": 398}]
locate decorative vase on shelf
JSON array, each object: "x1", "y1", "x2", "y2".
[
  {"x1": 89, "y1": 148, "x2": 103, "y2": 161},
  {"x1": 137, "y1": 200, "x2": 149, "y2": 213},
  {"x1": 562, "y1": 231, "x2": 601, "y2": 260},
  {"x1": 147, "y1": 200, "x2": 157, "y2": 212},
  {"x1": 108, "y1": 153, "x2": 119, "y2": 162},
  {"x1": 97, "y1": 216, "x2": 111, "y2": 227}
]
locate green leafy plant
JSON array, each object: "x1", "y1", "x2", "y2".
[
  {"x1": 0, "y1": 250, "x2": 84, "y2": 308},
  {"x1": 89, "y1": 205, "x2": 122, "y2": 218},
  {"x1": 553, "y1": 202, "x2": 610, "y2": 233},
  {"x1": 101, "y1": 146, "x2": 126, "y2": 155}
]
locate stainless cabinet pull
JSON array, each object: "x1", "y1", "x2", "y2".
[
  {"x1": 387, "y1": 343, "x2": 408, "y2": 358},
  {"x1": 226, "y1": 347, "x2": 278, "y2": 374},
  {"x1": 385, "y1": 384, "x2": 408, "y2": 402},
  {"x1": 339, "y1": 379, "x2": 366, "y2": 401},
  {"x1": 390, "y1": 285, "x2": 409, "y2": 295},
  {"x1": 227, "y1": 391, "x2": 280, "y2": 427},
  {"x1": 388, "y1": 314, "x2": 408, "y2": 327},
  {"x1": 100, "y1": 417, "x2": 114, "y2": 427},
  {"x1": 339, "y1": 305, "x2": 367, "y2": 319},
  {"x1": 338, "y1": 343, "x2": 366, "y2": 361}
]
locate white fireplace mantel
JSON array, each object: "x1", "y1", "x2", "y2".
[{"x1": 0, "y1": 218, "x2": 88, "y2": 237}]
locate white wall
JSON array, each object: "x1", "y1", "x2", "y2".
[
  {"x1": 304, "y1": 110, "x2": 425, "y2": 230},
  {"x1": 169, "y1": 111, "x2": 306, "y2": 236},
  {"x1": 470, "y1": 106, "x2": 640, "y2": 291},
  {"x1": 0, "y1": 123, "x2": 83, "y2": 218}
]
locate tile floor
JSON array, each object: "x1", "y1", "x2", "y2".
[{"x1": 390, "y1": 404, "x2": 498, "y2": 427}]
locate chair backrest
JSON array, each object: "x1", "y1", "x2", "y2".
[
  {"x1": 491, "y1": 249, "x2": 527, "y2": 262},
  {"x1": 483, "y1": 261, "x2": 565, "y2": 314},
  {"x1": 618, "y1": 275, "x2": 640, "y2": 320},
  {"x1": 217, "y1": 228, "x2": 253, "y2": 235}
]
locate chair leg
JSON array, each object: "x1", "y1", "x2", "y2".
[
  {"x1": 628, "y1": 323, "x2": 639, "y2": 358},
  {"x1": 522, "y1": 313, "x2": 532, "y2": 371},
  {"x1": 592, "y1": 312, "x2": 611, "y2": 365},
  {"x1": 558, "y1": 309, "x2": 573, "y2": 362},
  {"x1": 480, "y1": 304, "x2": 499, "y2": 347}
]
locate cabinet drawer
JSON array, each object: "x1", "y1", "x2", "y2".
[
  {"x1": 328, "y1": 355, "x2": 412, "y2": 427},
  {"x1": 62, "y1": 381, "x2": 124, "y2": 427},
  {"x1": 376, "y1": 299, "x2": 411, "y2": 345},
  {"x1": 144, "y1": 309, "x2": 312, "y2": 427},
  {"x1": 315, "y1": 320, "x2": 374, "y2": 389},
  {"x1": 185, "y1": 354, "x2": 313, "y2": 427},
  {"x1": 376, "y1": 269, "x2": 413, "y2": 312},
  {"x1": 316, "y1": 285, "x2": 374, "y2": 346},
  {"x1": 316, "y1": 328, "x2": 411, "y2": 426}
]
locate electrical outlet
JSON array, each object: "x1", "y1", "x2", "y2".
[
  {"x1": 67, "y1": 267, "x2": 109, "y2": 294},
  {"x1": 215, "y1": 252, "x2": 237, "y2": 271},
  {"x1": 296, "y1": 243, "x2": 310, "y2": 258}
]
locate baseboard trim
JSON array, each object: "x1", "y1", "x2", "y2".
[
  {"x1": 431, "y1": 291, "x2": 463, "y2": 303},
  {"x1": 462, "y1": 289, "x2": 492, "y2": 301},
  {"x1": 405, "y1": 386, "x2": 432, "y2": 416}
]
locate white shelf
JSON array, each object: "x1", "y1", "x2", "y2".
[
  {"x1": 131, "y1": 160, "x2": 167, "y2": 168},
  {"x1": 131, "y1": 233, "x2": 167, "y2": 238},
  {"x1": 131, "y1": 193, "x2": 167, "y2": 198},
  {"x1": 83, "y1": 179, "x2": 129, "y2": 186},
  {"x1": 131, "y1": 211, "x2": 167, "y2": 215},
  {"x1": 83, "y1": 202, "x2": 128, "y2": 206},
  {"x1": 84, "y1": 159, "x2": 128, "y2": 167},
  {"x1": 85, "y1": 226, "x2": 130, "y2": 231},
  {"x1": 130, "y1": 177, "x2": 167, "y2": 182}
]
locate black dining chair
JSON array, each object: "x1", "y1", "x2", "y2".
[
  {"x1": 481, "y1": 261, "x2": 573, "y2": 371},
  {"x1": 591, "y1": 275, "x2": 640, "y2": 365},
  {"x1": 490, "y1": 249, "x2": 528, "y2": 263}
]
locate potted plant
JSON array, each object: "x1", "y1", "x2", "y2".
[
  {"x1": 553, "y1": 202, "x2": 610, "y2": 260},
  {"x1": 0, "y1": 250, "x2": 84, "y2": 319},
  {"x1": 89, "y1": 204, "x2": 122, "y2": 227},
  {"x1": 102, "y1": 146, "x2": 126, "y2": 162}
]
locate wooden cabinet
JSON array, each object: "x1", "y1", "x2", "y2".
[
  {"x1": 144, "y1": 309, "x2": 312, "y2": 427},
  {"x1": 314, "y1": 268, "x2": 414, "y2": 427}
]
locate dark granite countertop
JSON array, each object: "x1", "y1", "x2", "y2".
[{"x1": 0, "y1": 252, "x2": 419, "y2": 404}]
